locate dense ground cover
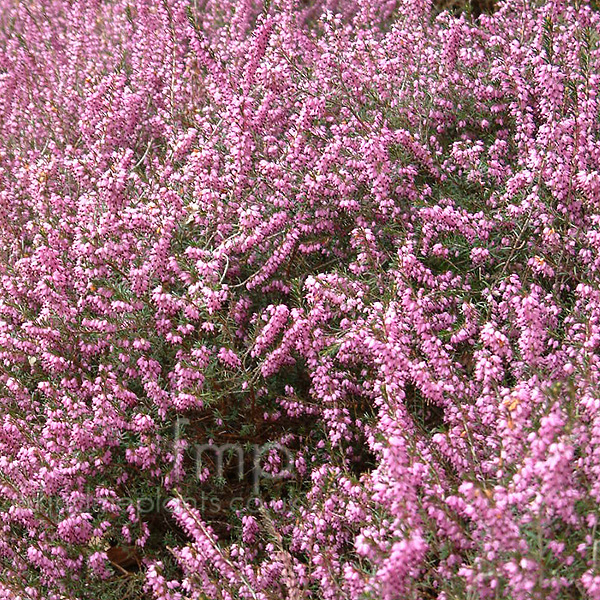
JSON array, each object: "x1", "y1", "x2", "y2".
[{"x1": 0, "y1": 0, "x2": 599, "y2": 598}]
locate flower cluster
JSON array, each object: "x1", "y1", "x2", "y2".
[{"x1": 0, "y1": 0, "x2": 599, "y2": 598}]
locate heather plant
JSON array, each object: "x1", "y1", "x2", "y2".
[{"x1": 0, "y1": 0, "x2": 600, "y2": 599}]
